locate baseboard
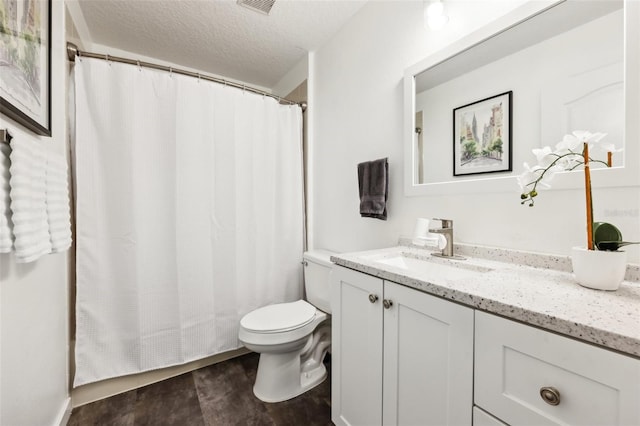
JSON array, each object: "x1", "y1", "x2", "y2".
[
  {"x1": 53, "y1": 397, "x2": 72, "y2": 426},
  {"x1": 71, "y1": 347, "x2": 251, "y2": 408}
]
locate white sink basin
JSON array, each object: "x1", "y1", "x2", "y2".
[{"x1": 362, "y1": 251, "x2": 493, "y2": 281}]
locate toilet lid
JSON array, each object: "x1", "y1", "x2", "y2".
[{"x1": 241, "y1": 300, "x2": 317, "y2": 333}]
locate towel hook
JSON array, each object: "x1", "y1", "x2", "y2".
[{"x1": 1, "y1": 129, "x2": 12, "y2": 144}]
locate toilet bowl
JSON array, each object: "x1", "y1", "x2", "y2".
[{"x1": 238, "y1": 250, "x2": 334, "y2": 403}]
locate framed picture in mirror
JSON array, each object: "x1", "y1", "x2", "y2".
[{"x1": 453, "y1": 91, "x2": 511, "y2": 176}]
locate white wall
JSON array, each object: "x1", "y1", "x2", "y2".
[
  {"x1": 310, "y1": 0, "x2": 640, "y2": 263},
  {"x1": 272, "y1": 56, "x2": 308, "y2": 98},
  {"x1": 0, "y1": 1, "x2": 71, "y2": 425}
]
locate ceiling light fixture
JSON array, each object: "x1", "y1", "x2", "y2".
[
  {"x1": 424, "y1": 0, "x2": 449, "y2": 31},
  {"x1": 237, "y1": 0, "x2": 276, "y2": 15}
]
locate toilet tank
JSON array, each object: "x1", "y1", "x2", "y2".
[{"x1": 303, "y1": 250, "x2": 335, "y2": 314}]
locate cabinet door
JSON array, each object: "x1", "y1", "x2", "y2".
[
  {"x1": 473, "y1": 406, "x2": 508, "y2": 426},
  {"x1": 382, "y1": 282, "x2": 474, "y2": 426},
  {"x1": 332, "y1": 266, "x2": 384, "y2": 426},
  {"x1": 475, "y1": 311, "x2": 640, "y2": 426}
]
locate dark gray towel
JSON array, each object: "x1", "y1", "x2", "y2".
[{"x1": 358, "y1": 158, "x2": 388, "y2": 220}]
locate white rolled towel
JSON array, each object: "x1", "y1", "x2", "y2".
[
  {"x1": 46, "y1": 152, "x2": 72, "y2": 252},
  {"x1": 9, "y1": 138, "x2": 52, "y2": 262},
  {"x1": 0, "y1": 143, "x2": 13, "y2": 253}
]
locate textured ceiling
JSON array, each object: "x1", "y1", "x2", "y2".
[{"x1": 72, "y1": 0, "x2": 366, "y2": 89}]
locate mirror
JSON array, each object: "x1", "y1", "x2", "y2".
[{"x1": 404, "y1": 0, "x2": 639, "y2": 196}]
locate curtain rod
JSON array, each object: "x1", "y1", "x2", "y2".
[{"x1": 66, "y1": 42, "x2": 307, "y2": 111}]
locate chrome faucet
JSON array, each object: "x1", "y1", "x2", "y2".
[{"x1": 429, "y1": 218, "x2": 462, "y2": 259}]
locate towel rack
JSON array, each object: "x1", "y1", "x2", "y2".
[{"x1": 1, "y1": 129, "x2": 12, "y2": 144}]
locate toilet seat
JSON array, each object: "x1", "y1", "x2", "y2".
[
  {"x1": 241, "y1": 300, "x2": 317, "y2": 333},
  {"x1": 239, "y1": 303, "x2": 327, "y2": 347}
]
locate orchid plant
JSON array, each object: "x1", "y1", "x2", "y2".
[{"x1": 518, "y1": 131, "x2": 622, "y2": 251}]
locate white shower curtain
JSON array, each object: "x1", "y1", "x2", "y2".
[{"x1": 73, "y1": 58, "x2": 304, "y2": 386}]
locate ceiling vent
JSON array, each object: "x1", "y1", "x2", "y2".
[{"x1": 237, "y1": 0, "x2": 276, "y2": 15}]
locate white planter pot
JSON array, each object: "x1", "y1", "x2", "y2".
[{"x1": 571, "y1": 247, "x2": 627, "y2": 291}]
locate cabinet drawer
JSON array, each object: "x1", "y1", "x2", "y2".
[{"x1": 475, "y1": 311, "x2": 640, "y2": 426}]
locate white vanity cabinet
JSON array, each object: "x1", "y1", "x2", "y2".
[
  {"x1": 331, "y1": 263, "x2": 640, "y2": 426},
  {"x1": 331, "y1": 265, "x2": 474, "y2": 426},
  {"x1": 474, "y1": 311, "x2": 640, "y2": 426}
]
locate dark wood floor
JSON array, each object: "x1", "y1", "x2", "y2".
[{"x1": 68, "y1": 353, "x2": 332, "y2": 426}]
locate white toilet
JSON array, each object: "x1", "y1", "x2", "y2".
[{"x1": 238, "y1": 250, "x2": 334, "y2": 403}]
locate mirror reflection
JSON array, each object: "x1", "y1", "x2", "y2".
[{"x1": 413, "y1": 0, "x2": 624, "y2": 185}]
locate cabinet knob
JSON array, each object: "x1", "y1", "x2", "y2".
[
  {"x1": 368, "y1": 294, "x2": 379, "y2": 303},
  {"x1": 383, "y1": 299, "x2": 393, "y2": 309},
  {"x1": 539, "y1": 386, "x2": 561, "y2": 406}
]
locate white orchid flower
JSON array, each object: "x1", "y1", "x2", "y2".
[
  {"x1": 517, "y1": 162, "x2": 546, "y2": 192},
  {"x1": 558, "y1": 155, "x2": 582, "y2": 170},
  {"x1": 572, "y1": 130, "x2": 607, "y2": 148},
  {"x1": 598, "y1": 142, "x2": 623, "y2": 153},
  {"x1": 520, "y1": 130, "x2": 615, "y2": 219},
  {"x1": 517, "y1": 162, "x2": 536, "y2": 192},
  {"x1": 555, "y1": 134, "x2": 582, "y2": 154},
  {"x1": 532, "y1": 146, "x2": 555, "y2": 167},
  {"x1": 538, "y1": 164, "x2": 564, "y2": 187}
]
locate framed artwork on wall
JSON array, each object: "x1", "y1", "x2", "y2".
[
  {"x1": 453, "y1": 91, "x2": 512, "y2": 176},
  {"x1": 0, "y1": 0, "x2": 52, "y2": 137}
]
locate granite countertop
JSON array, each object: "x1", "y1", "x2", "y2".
[{"x1": 330, "y1": 243, "x2": 640, "y2": 358}]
